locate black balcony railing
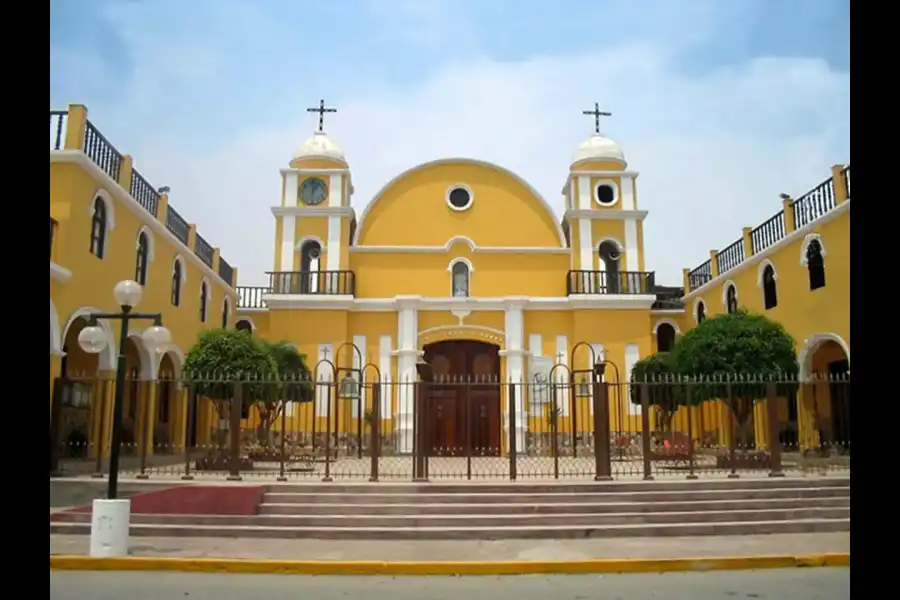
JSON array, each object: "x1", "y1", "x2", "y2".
[
  {"x1": 751, "y1": 210, "x2": 786, "y2": 254},
  {"x1": 165, "y1": 207, "x2": 190, "y2": 245},
  {"x1": 793, "y1": 176, "x2": 836, "y2": 230},
  {"x1": 50, "y1": 110, "x2": 68, "y2": 151},
  {"x1": 50, "y1": 217, "x2": 58, "y2": 260},
  {"x1": 566, "y1": 270, "x2": 655, "y2": 295},
  {"x1": 194, "y1": 233, "x2": 214, "y2": 268},
  {"x1": 715, "y1": 238, "x2": 745, "y2": 276},
  {"x1": 83, "y1": 120, "x2": 123, "y2": 182},
  {"x1": 129, "y1": 169, "x2": 160, "y2": 217},
  {"x1": 237, "y1": 286, "x2": 269, "y2": 309},
  {"x1": 218, "y1": 257, "x2": 234, "y2": 286},
  {"x1": 267, "y1": 271, "x2": 356, "y2": 296},
  {"x1": 688, "y1": 260, "x2": 713, "y2": 292}
]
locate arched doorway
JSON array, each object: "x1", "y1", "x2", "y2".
[
  {"x1": 156, "y1": 353, "x2": 177, "y2": 453},
  {"x1": 121, "y1": 336, "x2": 148, "y2": 456},
  {"x1": 53, "y1": 316, "x2": 102, "y2": 467},
  {"x1": 802, "y1": 336, "x2": 850, "y2": 451},
  {"x1": 422, "y1": 340, "x2": 501, "y2": 456}
]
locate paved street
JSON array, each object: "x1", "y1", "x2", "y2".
[{"x1": 50, "y1": 569, "x2": 849, "y2": 599}]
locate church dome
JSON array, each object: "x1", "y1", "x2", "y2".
[
  {"x1": 572, "y1": 133, "x2": 625, "y2": 164},
  {"x1": 292, "y1": 130, "x2": 346, "y2": 163}
]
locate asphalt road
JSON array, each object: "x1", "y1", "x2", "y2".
[{"x1": 50, "y1": 568, "x2": 850, "y2": 600}]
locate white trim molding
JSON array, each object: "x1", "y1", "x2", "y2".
[
  {"x1": 353, "y1": 157, "x2": 567, "y2": 247},
  {"x1": 652, "y1": 318, "x2": 680, "y2": 335},
  {"x1": 125, "y1": 330, "x2": 155, "y2": 380},
  {"x1": 693, "y1": 298, "x2": 707, "y2": 324},
  {"x1": 351, "y1": 242, "x2": 568, "y2": 254},
  {"x1": 756, "y1": 259, "x2": 778, "y2": 288},
  {"x1": 446, "y1": 183, "x2": 474, "y2": 212},
  {"x1": 50, "y1": 262, "x2": 72, "y2": 283},
  {"x1": 235, "y1": 317, "x2": 257, "y2": 331},
  {"x1": 50, "y1": 298, "x2": 63, "y2": 356},
  {"x1": 157, "y1": 344, "x2": 185, "y2": 379},
  {"x1": 280, "y1": 167, "x2": 350, "y2": 176},
  {"x1": 721, "y1": 280, "x2": 738, "y2": 309},
  {"x1": 798, "y1": 332, "x2": 850, "y2": 381},
  {"x1": 221, "y1": 296, "x2": 232, "y2": 327},
  {"x1": 800, "y1": 233, "x2": 827, "y2": 266},
  {"x1": 173, "y1": 254, "x2": 189, "y2": 283},
  {"x1": 90, "y1": 188, "x2": 117, "y2": 232},
  {"x1": 683, "y1": 199, "x2": 849, "y2": 300},
  {"x1": 596, "y1": 237, "x2": 625, "y2": 253},
  {"x1": 563, "y1": 209, "x2": 648, "y2": 221},
  {"x1": 271, "y1": 205, "x2": 354, "y2": 218},
  {"x1": 50, "y1": 151, "x2": 235, "y2": 292},
  {"x1": 447, "y1": 256, "x2": 475, "y2": 273},
  {"x1": 261, "y1": 294, "x2": 659, "y2": 311},
  {"x1": 295, "y1": 235, "x2": 325, "y2": 251},
  {"x1": 135, "y1": 225, "x2": 156, "y2": 264},
  {"x1": 60, "y1": 305, "x2": 117, "y2": 371},
  {"x1": 593, "y1": 179, "x2": 619, "y2": 207}
]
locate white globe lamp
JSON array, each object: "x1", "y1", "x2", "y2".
[{"x1": 113, "y1": 280, "x2": 143, "y2": 309}]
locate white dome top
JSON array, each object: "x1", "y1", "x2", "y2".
[
  {"x1": 292, "y1": 130, "x2": 346, "y2": 163},
  {"x1": 572, "y1": 133, "x2": 625, "y2": 164}
]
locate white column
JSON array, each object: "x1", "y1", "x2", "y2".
[
  {"x1": 589, "y1": 343, "x2": 605, "y2": 415},
  {"x1": 325, "y1": 174, "x2": 344, "y2": 290},
  {"x1": 279, "y1": 216, "x2": 296, "y2": 275},
  {"x1": 378, "y1": 335, "x2": 393, "y2": 422},
  {"x1": 502, "y1": 301, "x2": 527, "y2": 451},
  {"x1": 577, "y1": 175, "x2": 593, "y2": 279},
  {"x1": 624, "y1": 343, "x2": 641, "y2": 416},
  {"x1": 620, "y1": 176, "x2": 635, "y2": 211},
  {"x1": 528, "y1": 334, "x2": 543, "y2": 415},
  {"x1": 395, "y1": 301, "x2": 419, "y2": 453},
  {"x1": 352, "y1": 335, "x2": 366, "y2": 418},
  {"x1": 282, "y1": 172, "x2": 299, "y2": 207},
  {"x1": 555, "y1": 335, "x2": 570, "y2": 416},
  {"x1": 315, "y1": 344, "x2": 333, "y2": 415}
]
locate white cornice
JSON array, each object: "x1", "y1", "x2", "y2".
[
  {"x1": 350, "y1": 244, "x2": 569, "y2": 254},
  {"x1": 563, "y1": 209, "x2": 648, "y2": 221},
  {"x1": 569, "y1": 170, "x2": 640, "y2": 178},
  {"x1": 683, "y1": 199, "x2": 851, "y2": 301},
  {"x1": 260, "y1": 294, "x2": 658, "y2": 312},
  {"x1": 271, "y1": 206, "x2": 355, "y2": 217},
  {"x1": 50, "y1": 150, "x2": 237, "y2": 297},
  {"x1": 50, "y1": 261, "x2": 72, "y2": 283},
  {"x1": 280, "y1": 167, "x2": 349, "y2": 175}
]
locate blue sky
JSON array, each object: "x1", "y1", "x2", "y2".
[{"x1": 50, "y1": 0, "x2": 849, "y2": 285}]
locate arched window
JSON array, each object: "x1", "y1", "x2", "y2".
[
  {"x1": 200, "y1": 281, "x2": 208, "y2": 323},
  {"x1": 656, "y1": 323, "x2": 676, "y2": 353},
  {"x1": 806, "y1": 239, "x2": 826, "y2": 290},
  {"x1": 451, "y1": 261, "x2": 470, "y2": 297},
  {"x1": 725, "y1": 285, "x2": 738, "y2": 313},
  {"x1": 762, "y1": 265, "x2": 778, "y2": 309},
  {"x1": 696, "y1": 301, "x2": 706, "y2": 323},
  {"x1": 171, "y1": 259, "x2": 182, "y2": 306},
  {"x1": 135, "y1": 232, "x2": 149, "y2": 285},
  {"x1": 598, "y1": 241, "x2": 621, "y2": 293},
  {"x1": 299, "y1": 240, "x2": 321, "y2": 293},
  {"x1": 236, "y1": 319, "x2": 253, "y2": 333},
  {"x1": 89, "y1": 197, "x2": 107, "y2": 258},
  {"x1": 221, "y1": 298, "x2": 231, "y2": 328}
]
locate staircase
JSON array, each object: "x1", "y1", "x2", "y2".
[{"x1": 50, "y1": 476, "x2": 850, "y2": 540}]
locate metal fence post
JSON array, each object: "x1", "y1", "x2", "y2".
[
  {"x1": 639, "y1": 382, "x2": 654, "y2": 481},
  {"x1": 509, "y1": 382, "x2": 518, "y2": 481},
  {"x1": 369, "y1": 383, "x2": 381, "y2": 482},
  {"x1": 766, "y1": 380, "x2": 785, "y2": 477},
  {"x1": 227, "y1": 382, "x2": 243, "y2": 481},
  {"x1": 592, "y1": 377, "x2": 612, "y2": 481}
]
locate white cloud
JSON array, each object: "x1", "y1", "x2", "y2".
[{"x1": 125, "y1": 45, "x2": 847, "y2": 286}]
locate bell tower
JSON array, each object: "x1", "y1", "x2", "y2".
[
  {"x1": 562, "y1": 102, "x2": 648, "y2": 293},
  {"x1": 272, "y1": 100, "x2": 355, "y2": 294}
]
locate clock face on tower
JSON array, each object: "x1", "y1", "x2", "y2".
[{"x1": 300, "y1": 177, "x2": 328, "y2": 206}]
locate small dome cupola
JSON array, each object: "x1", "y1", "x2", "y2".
[
  {"x1": 291, "y1": 99, "x2": 347, "y2": 165},
  {"x1": 292, "y1": 130, "x2": 346, "y2": 163},
  {"x1": 572, "y1": 102, "x2": 626, "y2": 166}
]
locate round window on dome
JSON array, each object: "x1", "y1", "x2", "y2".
[
  {"x1": 446, "y1": 185, "x2": 474, "y2": 211},
  {"x1": 595, "y1": 183, "x2": 618, "y2": 206}
]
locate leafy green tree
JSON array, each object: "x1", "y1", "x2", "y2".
[
  {"x1": 667, "y1": 309, "x2": 797, "y2": 445},
  {"x1": 254, "y1": 340, "x2": 314, "y2": 445},
  {"x1": 629, "y1": 352, "x2": 685, "y2": 433}
]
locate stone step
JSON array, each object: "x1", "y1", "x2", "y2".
[
  {"x1": 258, "y1": 496, "x2": 850, "y2": 515},
  {"x1": 53, "y1": 507, "x2": 849, "y2": 528},
  {"x1": 264, "y1": 477, "x2": 850, "y2": 495},
  {"x1": 48, "y1": 517, "x2": 851, "y2": 540},
  {"x1": 261, "y1": 486, "x2": 850, "y2": 505}
]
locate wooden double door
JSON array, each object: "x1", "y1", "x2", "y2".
[{"x1": 422, "y1": 341, "x2": 501, "y2": 456}]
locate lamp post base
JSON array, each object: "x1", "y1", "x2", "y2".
[{"x1": 89, "y1": 499, "x2": 131, "y2": 558}]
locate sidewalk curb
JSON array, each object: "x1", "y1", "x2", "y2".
[{"x1": 49, "y1": 553, "x2": 850, "y2": 576}]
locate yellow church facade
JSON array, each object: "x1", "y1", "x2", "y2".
[
  {"x1": 237, "y1": 114, "x2": 688, "y2": 456},
  {"x1": 667, "y1": 166, "x2": 851, "y2": 452},
  {"x1": 50, "y1": 104, "x2": 239, "y2": 461}
]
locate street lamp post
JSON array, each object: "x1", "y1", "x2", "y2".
[{"x1": 77, "y1": 280, "x2": 173, "y2": 500}]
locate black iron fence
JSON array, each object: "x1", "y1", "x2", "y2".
[
  {"x1": 49, "y1": 372, "x2": 850, "y2": 482},
  {"x1": 566, "y1": 270, "x2": 655, "y2": 295}
]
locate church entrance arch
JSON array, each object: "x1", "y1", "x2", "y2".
[{"x1": 422, "y1": 340, "x2": 501, "y2": 457}]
